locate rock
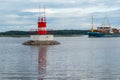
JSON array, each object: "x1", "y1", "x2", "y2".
[{"x1": 23, "y1": 40, "x2": 60, "y2": 45}]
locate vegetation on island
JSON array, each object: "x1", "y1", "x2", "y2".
[{"x1": 0, "y1": 30, "x2": 90, "y2": 37}]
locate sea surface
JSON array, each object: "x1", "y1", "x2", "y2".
[{"x1": 0, "y1": 36, "x2": 120, "y2": 80}]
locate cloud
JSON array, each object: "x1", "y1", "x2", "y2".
[
  {"x1": 22, "y1": 6, "x2": 119, "y2": 18},
  {"x1": 30, "y1": 0, "x2": 76, "y2": 3},
  {"x1": 0, "y1": 0, "x2": 120, "y2": 32}
]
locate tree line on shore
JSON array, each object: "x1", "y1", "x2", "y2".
[{"x1": 0, "y1": 30, "x2": 90, "y2": 36}]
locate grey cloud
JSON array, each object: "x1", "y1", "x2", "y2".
[{"x1": 0, "y1": 0, "x2": 119, "y2": 32}]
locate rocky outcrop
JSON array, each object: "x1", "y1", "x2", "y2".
[{"x1": 23, "y1": 40, "x2": 60, "y2": 45}]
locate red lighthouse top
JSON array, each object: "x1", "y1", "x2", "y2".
[{"x1": 37, "y1": 6, "x2": 47, "y2": 35}]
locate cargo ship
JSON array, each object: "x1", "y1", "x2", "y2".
[{"x1": 88, "y1": 16, "x2": 120, "y2": 37}]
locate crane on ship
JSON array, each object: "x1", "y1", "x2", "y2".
[{"x1": 101, "y1": 16, "x2": 113, "y2": 33}]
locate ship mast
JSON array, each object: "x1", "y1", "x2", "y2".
[
  {"x1": 105, "y1": 16, "x2": 112, "y2": 33},
  {"x1": 91, "y1": 15, "x2": 94, "y2": 32}
]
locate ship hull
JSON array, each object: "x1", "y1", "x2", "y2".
[
  {"x1": 88, "y1": 32, "x2": 120, "y2": 37},
  {"x1": 88, "y1": 32, "x2": 104, "y2": 37}
]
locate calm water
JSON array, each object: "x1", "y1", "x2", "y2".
[{"x1": 0, "y1": 36, "x2": 120, "y2": 80}]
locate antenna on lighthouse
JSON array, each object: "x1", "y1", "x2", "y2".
[
  {"x1": 39, "y1": 6, "x2": 41, "y2": 17},
  {"x1": 44, "y1": 5, "x2": 46, "y2": 22},
  {"x1": 38, "y1": 0, "x2": 41, "y2": 22}
]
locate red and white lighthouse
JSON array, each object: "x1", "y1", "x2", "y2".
[
  {"x1": 37, "y1": 5, "x2": 47, "y2": 35},
  {"x1": 23, "y1": 5, "x2": 60, "y2": 45},
  {"x1": 30, "y1": 6, "x2": 54, "y2": 41}
]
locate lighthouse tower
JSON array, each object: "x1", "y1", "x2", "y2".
[
  {"x1": 30, "y1": 6, "x2": 54, "y2": 41},
  {"x1": 37, "y1": 16, "x2": 47, "y2": 35}
]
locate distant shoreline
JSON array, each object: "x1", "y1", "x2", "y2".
[
  {"x1": 0, "y1": 34, "x2": 86, "y2": 37},
  {"x1": 0, "y1": 35, "x2": 29, "y2": 37},
  {"x1": 0, "y1": 30, "x2": 89, "y2": 37}
]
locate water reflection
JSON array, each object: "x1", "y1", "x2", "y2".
[{"x1": 38, "y1": 46, "x2": 47, "y2": 80}]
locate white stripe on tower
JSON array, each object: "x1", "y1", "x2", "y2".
[{"x1": 38, "y1": 28, "x2": 47, "y2": 30}]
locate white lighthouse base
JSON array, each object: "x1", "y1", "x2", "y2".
[
  {"x1": 30, "y1": 35, "x2": 54, "y2": 41},
  {"x1": 23, "y1": 35, "x2": 60, "y2": 45}
]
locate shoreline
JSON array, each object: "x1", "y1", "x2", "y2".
[{"x1": 0, "y1": 34, "x2": 86, "y2": 37}]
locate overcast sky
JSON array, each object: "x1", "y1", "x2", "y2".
[{"x1": 0, "y1": 0, "x2": 120, "y2": 32}]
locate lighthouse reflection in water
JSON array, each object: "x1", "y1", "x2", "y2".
[{"x1": 38, "y1": 46, "x2": 47, "y2": 80}]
